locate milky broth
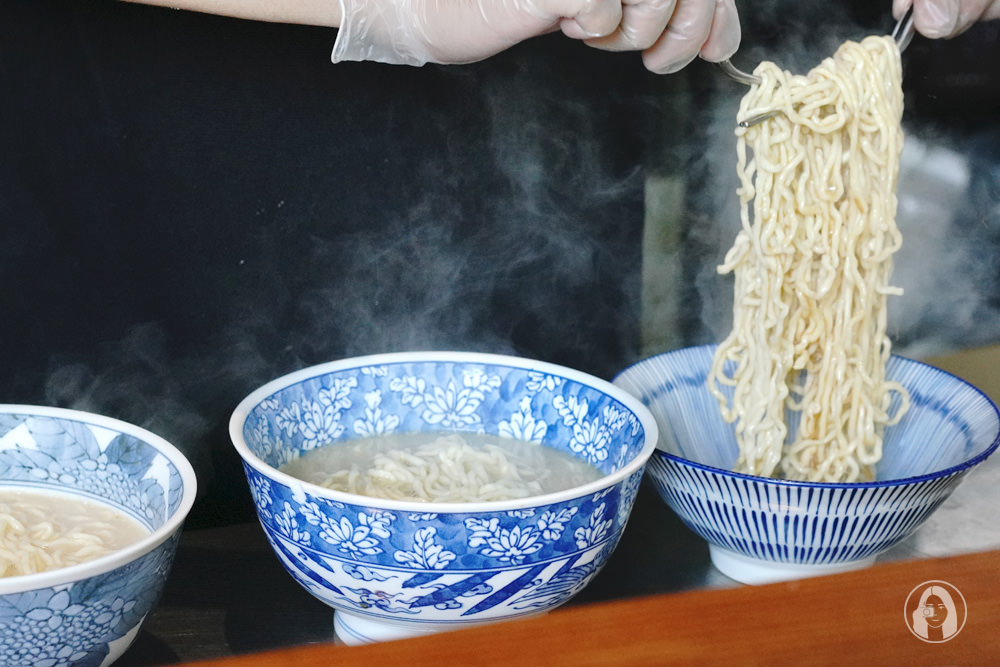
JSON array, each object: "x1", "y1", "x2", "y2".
[
  {"x1": 0, "y1": 488, "x2": 149, "y2": 577},
  {"x1": 280, "y1": 431, "x2": 604, "y2": 502}
]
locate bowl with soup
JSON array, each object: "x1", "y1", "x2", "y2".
[
  {"x1": 230, "y1": 351, "x2": 657, "y2": 644},
  {"x1": 0, "y1": 404, "x2": 197, "y2": 666},
  {"x1": 613, "y1": 345, "x2": 1000, "y2": 585}
]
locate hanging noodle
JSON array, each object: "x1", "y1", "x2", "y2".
[{"x1": 708, "y1": 35, "x2": 910, "y2": 483}]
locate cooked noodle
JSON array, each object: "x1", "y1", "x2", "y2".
[
  {"x1": 0, "y1": 489, "x2": 148, "y2": 577},
  {"x1": 283, "y1": 432, "x2": 602, "y2": 502},
  {"x1": 318, "y1": 435, "x2": 544, "y2": 501},
  {"x1": 708, "y1": 35, "x2": 910, "y2": 483}
]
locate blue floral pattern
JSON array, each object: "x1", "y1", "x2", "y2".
[
  {"x1": 0, "y1": 416, "x2": 178, "y2": 527},
  {"x1": 0, "y1": 409, "x2": 192, "y2": 666},
  {"x1": 244, "y1": 359, "x2": 646, "y2": 474},
  {"x1": 248, "y1": 469, "x2": 646, "y2": 624},
  {"x1": 235, "y1": 355, "x2": 655, "y2": 634}
]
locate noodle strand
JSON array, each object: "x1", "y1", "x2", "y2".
[{"x1": 708, "y1": 35, "x2": 909, "y2": 483}]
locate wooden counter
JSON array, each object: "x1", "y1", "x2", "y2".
[{"x1": 187, "y1": 548, "x2": 999, "y2": 666}]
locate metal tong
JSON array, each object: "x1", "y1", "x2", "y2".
[{"x1": 719, "y1": 7, "x2": 916, "y2": 126}]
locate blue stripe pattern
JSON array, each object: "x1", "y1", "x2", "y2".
[{"x1": 614, "y1": 345, "x2": 1000, "y2": 568}]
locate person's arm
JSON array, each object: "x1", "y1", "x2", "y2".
[
  {"x1": 125, "y1": 0, "x2": 740, "y2": 73},
  {"x1": 894, "y1": 0, "x2": 1000, "y2": 38},
  {"x1": 122, "y1": 0, "x2": 342, "y2": 27}
]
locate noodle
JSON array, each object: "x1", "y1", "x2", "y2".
[
  {"x1": 708, "y1": 35, "x2": 910, "y2": 483},
  {"x1": 0, "y1": 489, "x2": 148, "y2": 577},
  {"x1": 281, "y1": 432, "x2": 602, "y2": 502}
]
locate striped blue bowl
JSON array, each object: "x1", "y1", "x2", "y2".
[{"x1": 613, "y1": 345, "x2": 1000, "y2": 584}]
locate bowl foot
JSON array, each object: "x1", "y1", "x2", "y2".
[
  {"x1": 334, "y1": 611, "x2": 465, "y2": 646},
  {"x1": 709, "y1": 546, "x2": 876, "y2": 585}
]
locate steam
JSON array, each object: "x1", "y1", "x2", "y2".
[
  {"x1": 891, "y1": 137, "x2": 1000, "y2": 358},
  {"x1": 39, "y1": 51, "x2": 645, "y2": 508},
  {"x1": 34, "y1": 12, "x2": 1000, "y2": 523},
  {"x1": 44, "y1": 324, "x2": 216, "y2": 479}
]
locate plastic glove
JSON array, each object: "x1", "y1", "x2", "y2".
[
  {"x1": 894, "y1": 0, "x2": 1000, "y2": 39},
  {"x1": 586, "y1": 0, "x2": 741, "y2": 73},
  {"x1": 333, "y1": 0, "x2": 740, "y2": 74}
]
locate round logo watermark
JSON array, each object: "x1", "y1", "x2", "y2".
[{"x1": 904, "y1": 580, "x2": 967, "y2": 643}]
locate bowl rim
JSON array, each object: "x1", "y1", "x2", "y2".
[
  {"x1": 229, "y1": 350, "x2": 659, "y2": 513},
  {"x1": 617, "y1": 344, "x2": 1000, "y2": 490},
  {"x1": 0, "y1": 404, "x2": 198, "y2": 595}
]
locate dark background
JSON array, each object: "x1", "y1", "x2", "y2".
[
  {"x1": 3, "y1": 1, "x2": 1000, "y2": 663},
  {"x1": 4, "y1": 0, "x2": 999, "y2": 531},
  {"x1": 4, "y1": 0, "x2": 1000, "y2": 529},
  {"x1": 2, "y1": 0, "x2": 660, "y2": 528}
]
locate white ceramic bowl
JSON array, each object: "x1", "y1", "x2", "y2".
[
  {"x1": 613, "y1": 345, "x2": 1000, "y2": 585},
  {"x1": 0, "y1": 405, "x2": 197, "y2": 666},
  {"x1": 230, "y1": 351, "x2": 657, "y2": 644}
]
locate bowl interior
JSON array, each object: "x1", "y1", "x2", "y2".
[
  {"x1": 0, "y1": 405, "x2": 196, "y2": 612},
  {"x1": 236, "y1": 354, "x2": 654, "y2": 482},
  {"x1": 0, "y1": 408, "x2": 193, "y2": 533},
  {"x1": 0, "y1": 405, "x2": 196, "y2": 593},
  {"x1": 614, "y1": 345, "x2": 1000, "y2": 482}
]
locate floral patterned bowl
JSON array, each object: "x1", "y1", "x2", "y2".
[
  {"x1": 229, "y1": 351, "x2": 657, "y2": 645},
  {"x1": 613, "y1": 345, "x2": 1000, "y2": 585},
  {"x1": 0, "y1": 405, "x2": 197, "y2": 666}
]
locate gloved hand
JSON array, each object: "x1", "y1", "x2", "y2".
[
  {"x1": 333, "y1": 0, "x2": 740, "y2": 74},
  {"x1": 894, "y1": 0, "x2": 1000, "y2": 39}
]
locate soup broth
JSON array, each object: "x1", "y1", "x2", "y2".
[
  {"x1": 0, "y1": 488, "x2": 149, "y2": 577},
  {"x1": 281, "y1": 431, "x2": 604, "y2": 502}
]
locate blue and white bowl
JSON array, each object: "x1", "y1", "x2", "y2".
[
  {"x1": 613, "y1": 345, "x2": 1000, "y2": 585},
  {"x1": 229, "y1": 351, "x2": 657, "y2": 644},
  {"x1": 0, "y1": 405, "x2": 197, "y2": 666}
]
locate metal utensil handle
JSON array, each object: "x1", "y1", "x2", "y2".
[{"x1": 892, "y1": 7, "x2": 916, "y2": 52}]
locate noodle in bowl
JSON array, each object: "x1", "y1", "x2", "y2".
[
  {"x1": 614, "y1": 345, "x2": 1000, "y2": 584},
  {"x1": 230, "y1": 351, "x2": 658, "y2": 645},
  {"x1": 0, "y1": 405, "x2": 197, "y2": 666},
  {"x1": 618, "y1": 33, "x2": 1000, "y2": 585}
]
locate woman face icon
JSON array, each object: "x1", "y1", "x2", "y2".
[
  {"x1": 907, "y1": 581, "x2": 964, "y2": 642},
  {"x1": 922, "y1": 594, "x2": 949, "y2": 629}
]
